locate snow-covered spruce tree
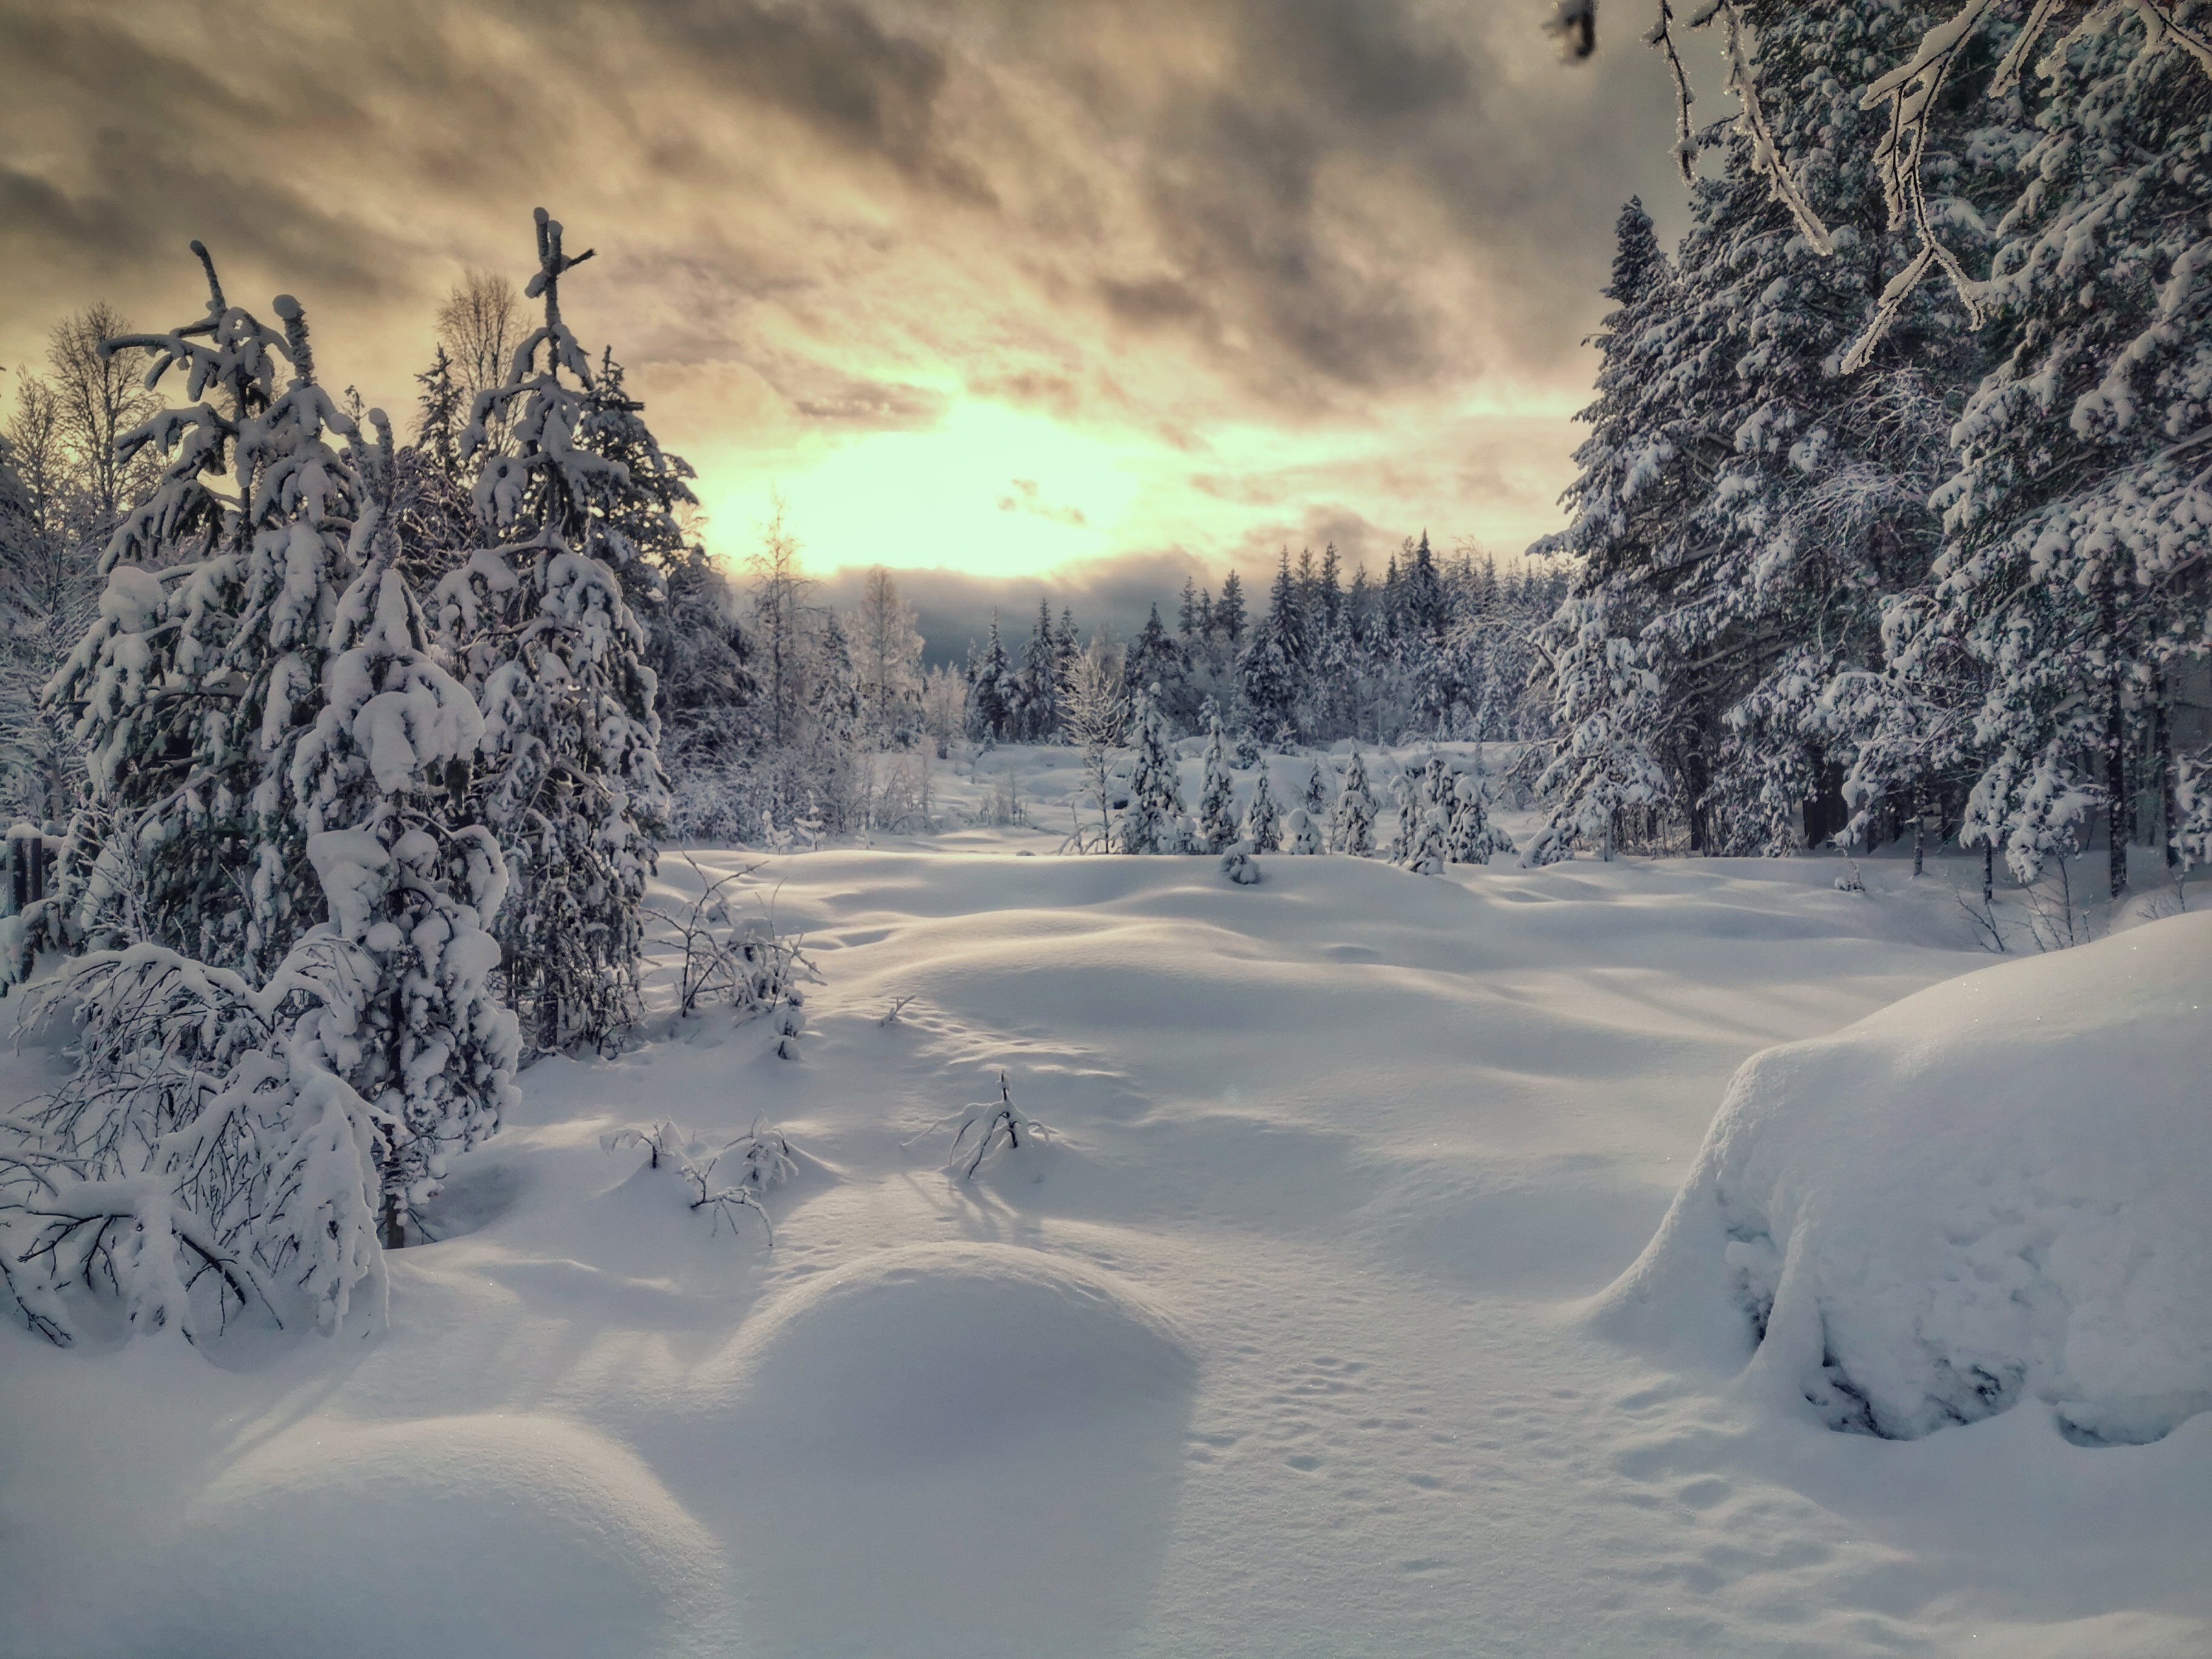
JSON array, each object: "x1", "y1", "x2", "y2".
[
  {"x1": 1447, "y1": 771, "x2": 1514, "y2": 865},
  {"x1": 1536, "y1": 4, "x2": 2016, "y2": 856},
  {"x1": 1114, "y1": 688, "x2": 1187, "y2": 854},
  {"x1": 290, "y1": 411, "x2": 519, "y2": 1244},
  {"x1": 1521, "y1": 590, "x2": 1671, "y2": 866},
  {"x1": 966, "y1": 610, "x2": 1012, "y2": 742},
  {"x1": 1894, "y1": 11, "x2": 2212, "y2": 895},
  {"x1": 1284, "y1": 806, "x2": 1324, "y2": 854},
  {"x1": 1407, "y1": 798, "x2": 1449, "y2": 876},
  {"x1": 1387, "y1": 769, "x2": 1421, "y2": 865},
  {"x1": 1196, "y1": 716, "x2": 1239, "y2": 853},
  {"x1": 45, "y1": 252, "x2": 363, "y2": 976},
  {"x1": 1241, "y1": 763, "x2": 1281, "y2": 853},
  {"x1": 433, "y1": 209, "x2": 666, "y2": 1049},
  {"x1": 1421, "y1": 756, "x2": 1451, "y2": 816},
  {"x1": 1301, "y1": 757, "x2": 1329, "y2": 819},
  {"x1": 0, "y1": 412, "x2": 515, "y2": 1342},
  {"x1": 1329, "y1": 748, "x2": 1376, "y2": 856}
]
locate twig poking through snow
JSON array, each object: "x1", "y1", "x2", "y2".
[
  {"x1": 906, "y1": 1071, "x2": 1051, "y2": 1180},
  {"x1": 601, "y1": 1119, "x2": 789, "y2": 1244}
]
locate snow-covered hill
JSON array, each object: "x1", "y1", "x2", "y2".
[{"x1": 4, "y1": 839, "x2": 2207, "y2": 1658}]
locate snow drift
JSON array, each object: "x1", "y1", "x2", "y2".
[{"x1": 1598, "y1": 912, "x2": 2212, "y2": 1444}]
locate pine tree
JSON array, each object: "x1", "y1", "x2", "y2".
[
  {"x1": 48, "y1": 249, "x2": 361, "y2": 974},
  {"x1": 289, "y1": 411, "x2": 520, "y2": 1244},
  {"x1": 1406, "y1": 798, "x2": 1449, "y2": 875},
  {"x1": 1329, "y1": 748, "x2": 1376, "y2": 856},
  {"x1": 1301, "y1": 758, "x2": 1329, "y2": 818},
  {"x1": 1241, "y1": 764, "x2": 1281, "y2": 853},
  {"x1": 1196, "y1": 716, "x2": 1239, "y2": 853},
  {"x1": 1116, "y1": 688, "x2": 1188, "y2": 854},
  {"x1": 967, "y1": 610, "x2": 1011, "y2": 742},
  {"x1": 1447, "y1": 771, "x2": 1513, "y2": 865},
  {"x1": 433, "y1": 208, "x2": 667, "y2": 1049},
  {"x1": 1215, "y1": 570, "x2": 1247, "y2": 646},
  {"x1": 1897, "y1": 12, "x2": 2212, "y2": 894},
  {"x1": 1387, "y1": 769, "x2": 1421, "y2": 865}
]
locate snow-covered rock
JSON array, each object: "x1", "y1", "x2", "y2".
[{"x1": 1598, "y1": 913, "x2": 2212, "y2": 1444}]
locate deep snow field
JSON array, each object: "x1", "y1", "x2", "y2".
[{"x1": 3, "y1": 743, "x2": 2209, "y2": 1659}]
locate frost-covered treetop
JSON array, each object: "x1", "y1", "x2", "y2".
[
  {"x1": 460, "y1": 208, "x2": 623, "y2": 549},
  {"x1": 97, "y1": 244, "x2": 359, "y2": 575}
]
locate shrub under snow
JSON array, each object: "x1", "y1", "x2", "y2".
[{"x1": 1597, "y1": 912, "x2": 2212, "y2": 1446}]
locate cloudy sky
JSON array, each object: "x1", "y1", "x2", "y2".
[{"x1": 0, "y1": 0, "x2": 1712, "y2": 642}]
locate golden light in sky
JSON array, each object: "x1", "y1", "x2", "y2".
[{"x1": 0, "y1": 0, "x2": 1704, "y2": 596}]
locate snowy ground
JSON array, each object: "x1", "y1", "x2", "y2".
[{"x1": 3, "y1": 746, "x2": 2208, "y2": 1659}]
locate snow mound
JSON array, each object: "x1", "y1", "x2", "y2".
[
  {"x1": 158, "y1": 1413, "x2": 727, "y2": 1659},
  {"x1": 705, "y1": 1243, "x2": 1195, "y2": 1466},
  {"x1": 1597, "y1": 913, "x2": 2212, "y2": 1444}
]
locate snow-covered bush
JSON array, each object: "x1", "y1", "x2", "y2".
[
  {"x1": 1283, "y1": 807, "x2": 1323, "y2": 856},
  {"x1": 0, "y1": 946, "x2": 386, "y2": 1345},
  {"x1": 1596, "y1": 913, "x2": 2212, "y2": 1446},
  {"x1": 601, "y1": 1118, "x2": 782, "y2": 1244},
  {"x1": 651, "y1": 853, "x2": 819, "y2": 1023},
  {"x1": 1219, "y1": 840, "x2": 1262, "y2": 885}
]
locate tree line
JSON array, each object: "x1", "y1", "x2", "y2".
[{"x1": 1522, "y1": 0, "x2": 2212, "y2": 896}]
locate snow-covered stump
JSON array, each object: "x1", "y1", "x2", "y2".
[{"x1": 1594, "y1": 913, "x2": 2212, "y2": 1446}]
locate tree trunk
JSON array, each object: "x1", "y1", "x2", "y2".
[
  {"x1": 1912, "y1": 785, "x2": 1925, "y2": 879},
  {"x1": 383, "y1": 1191, "x2": 406, "y2": 1250},
  {"x1": 2106, "y1": 692, "x2": 2129, "y2": 900},
  {"x1": 1983, "y1": 841, "x2": 1995, "y2": 907},
  {"x1": 2156, "y1": 671, "x2": 2180, "y2": 871}
]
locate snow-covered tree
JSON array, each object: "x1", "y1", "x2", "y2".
[
  {"x1": 1114, "y1": 688, "x2": 1187, "y2": 854},
  {"x1": 1447, "y1": 772, "x2": 1513, "y2": 865},
  {"x1": 1329, "y1": 748, "x2": 1376, "y2": 856},
  {"x1": 964, "y1": 612, "x2": 1010, "y2": 743},
  {"x1": 290, "y1": 411, "x2": 519, "y2": 1242},
  {"x1": 1196, "y1": 717, "x2": 1239, "y2": 853},
  {"x1": 1387, "y1": 770, "x2": 1421, "y2": 866},
  {"x1": 1406, "y1": 799, "x2": 1449, "y2": 876},
  {"x1": 1895, "y1": 10, "x2": 2212, "y2": 894},
  {"x1": 433, "y1": 209, "x2": 668, "y2": 1049},
  {"x1": 45, "y1": 252, "x2": 362, "y2": 976},
  {"x1": 848, "y1": 566, "x2": 923, "y2": 749},
  {"x1": 1284, "y1": 806, "x2": 1324, "y2": 855},
  {"x1": 1300, "y1": 758, "x2": 1329, "y2": 819},
  {"x1": 1241, "y1": 764, "x2": 1281, "y2": 853}
]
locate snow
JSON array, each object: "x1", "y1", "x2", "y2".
[
  {"x1": 1598, "y1": 913, "x2": 2212, "y2": 1447},
  {"x1": 3, "y1": 771, "x2": 2208, "y2": 1658}
]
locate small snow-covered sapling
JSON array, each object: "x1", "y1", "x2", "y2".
[
  {"x1": 1220, "y1": 841, "x2": 1262, "y2": 885},
  {"x1": 911, "y1": 1071, "x2": 1051, "y2": 1179},
  {"x1": 602, "y1": 1119, "x2": 790, "y2": 1244}
]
